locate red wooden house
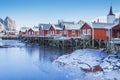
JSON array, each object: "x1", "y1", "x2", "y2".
[
  {"x1": 80, "y1": 23, "x2": 92, "y2": 39},
  {"x1": 19, "y1": 27, "x2": 30, "y2": 36},
  {"x1": 39, "y1": 24, "x2": 51, "y2": 36},
  {"x1": 63, "y1": 24, "x2": 83, "y2": 37},
  {"x1": 94, "y1": 28, "x2": 109, "y2": 41},
  {"x1": 112, "y1": 24, "x2": 120, "y2": 38},
  {"x1": 27, "y1": 28, "x2": 34, "y2": 35},
  {"x1": 7, "y1": 31, "x2": 16, "y2": 36},
  {"x1": 111, "y1": 24, "x2": 120, "y2": 44},
  {"x1": 33, "y1": 26, "x2": 39, "y2": 36},
  {"x1": 92, "y1": 23, "x2": 111, "y2": 41},
  {"x1": 48, "y1": 25, "x2": 62, "y2": 36}
]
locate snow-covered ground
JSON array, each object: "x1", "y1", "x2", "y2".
[{"x1": 53, "y1": 49, "x2": 120, "y2": 80}]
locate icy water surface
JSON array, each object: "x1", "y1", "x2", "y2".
[{"x1": 0, "y1": 40, "x2": 74, "y2": 80}]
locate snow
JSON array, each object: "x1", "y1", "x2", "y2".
[
  {"x1": 53, "y1": 49, "x2": 104, "y2": 68},
  {"x1": 53, "y1": 49, "x2": 120, "y2": 80},
  {"x1": 64, "y1": 24, "x2": 83, "y2": 30}
]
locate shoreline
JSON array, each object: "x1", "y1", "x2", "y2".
[{"x1": 53, "y1": 49, "x2": 120, "y2": 80}]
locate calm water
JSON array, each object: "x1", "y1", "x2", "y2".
[{"x1": 0, "y1": 40, "x2": 73, "y2": 80}]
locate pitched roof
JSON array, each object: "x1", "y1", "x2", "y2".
[
  {"x1": 108, "y1": 6, "x2": 115, "y2": 16},
  {"x1": 32, "y1": 26, "x2": 39, "y2": 31},
  {"x1": 64, "y1": 23, "x2": 83, "y2": 30},
  {"x1": 39, "y1": 24, "x2": 51, "y2": 30},
  {"x1": 92, "y1": 22, "x2": 113, "y2": 29},
  {"x1": 80, "y1": 22, "x2": 93, "y2": 29},
  {"x1": 52, "y1": 24, "x2": 62, "y2": 30},
  {"x1": 20, "y1": 27, "x2": 30, "y2": 32},
  {"x1": 62, "y1": 21, "x2": 75, "y2": 24},
  {"x1": 112, "y1": 23, "x2": 120, "y2": 29}
]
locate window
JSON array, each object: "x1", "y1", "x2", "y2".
[
  {"x1": 117, "y1": 32, "x2": 120, "y2": 38},
  {"x1": 87, "y1": 29, "x2": 91, "y2": 35},
  {"x1": 72, "y1": 30, "x2": 75, "y2": 35},
  {"x1": 50, "y1": 31, "x2": 54, "y2": 35},
  {"x1": 60, "y1": 31, "x2": 62, "y2": 34},
  {"x1": 47, "y1": 31, "x2": 50, "y2": 34},
  {"x1": 64, "y1": 30, "x2": 67, "y2": 34},
  {"x1": 82, "y1": 29, "x2": 86, "y2": 35}
]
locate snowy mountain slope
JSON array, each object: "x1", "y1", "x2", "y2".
[{"x1": 0, "y1": 16, "x2": 16, "y2": 31}]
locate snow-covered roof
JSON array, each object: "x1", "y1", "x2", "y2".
[
  {"x1": 62, "y1": 21, "x2": 75, "y2": 24},
  {"x1": 92, "y1": 22, "x2": 114, "y2": 29},
  {"x1": 20, "y1": 27, "x2": 30, "y2": 32},
  {"x1": 83, "y1": 22, "x2": 93, "y2": 28},
  {"x1": 64, "y1": 23, "x2": 83, "y2": 30},
  {"x1": 52, "y1": 24, "x2": 62, "y2": 30},
  {"x1": 39, "y1": 24, "x2": 51, "y2": 30},
  {"x1": 32, "y1": 26, "x2": 39, "y2": 31}
]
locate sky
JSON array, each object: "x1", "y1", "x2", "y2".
[{"x1": 0, "y1": 0, "x2": 120, "y2": 30}]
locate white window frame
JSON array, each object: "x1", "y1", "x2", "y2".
[
  {"x1": 82, "y1": 29, "x2": 86, "y2": 35},
  {"x1": 87, "y1": 29, "x2": 91, "y2": 35}
]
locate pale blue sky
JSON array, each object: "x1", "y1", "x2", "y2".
[{"x1": 0, "y1": 0, "x2": 120, "y2": 29}]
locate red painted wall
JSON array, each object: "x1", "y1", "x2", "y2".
[
  {"x1": 34, "y1": 31, "x2": 39, "y2": 36},
  {"x1": 28, "y1": 29, "x2": 34, "y2": 35},
  {"x1": 80, "y1": 23, "x2": 92, "y2": 35},
  {"x1": 112, "y1": 24, "x2": 120, "y2": 38},
  {"x1": 94, "y1": 29, "x2": 108, "y2": 40},
  {"x1": 19, "y1": 31, "x2": 27, "y2": 35}
]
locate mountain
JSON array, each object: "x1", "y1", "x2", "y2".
[
  {"x1": 4, "y1": 16, "x2": 16, "y2": 31},
  {"x1": 0, "y1": 18, "x2": 4, "y2": 24},
  {"x1": 0, "y1": 22, "x2": 5, "y2": 32},
  {"x1": 0, "y1": 16, "x2": 16, "y2": 32}
]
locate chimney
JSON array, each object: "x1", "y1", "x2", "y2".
[{"x1": 97, "y1": 19, "x2": 99, "y2": 23}]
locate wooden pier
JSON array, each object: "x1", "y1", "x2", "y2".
[{"x1": 18, "y1": 36, "x2": 109, "y2": 50}]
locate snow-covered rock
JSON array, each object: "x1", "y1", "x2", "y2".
[
  {"x1": 100, "y1": 54, "x2": 120, "y2": 72},
  {"x1": 53, "y1": 49, "x2": 105, "y2": 71},
  {"x1": 53, "y1": 49, "x2": 120, "y2": 80}
]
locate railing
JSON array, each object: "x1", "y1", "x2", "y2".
[
  {"x1": 111, "y1": 38, "x2": 120, "y2": 41},
  {"x1": 111, "y1": 38, "x2": 120, "y2": 44}
]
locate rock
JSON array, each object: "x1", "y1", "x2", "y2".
[
  {"x1": 92, "y1": 65, "x2": 103, "y2": 72},
  {"x1": 80, "y1": 67, "x2": 92, "y2": 73}
]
